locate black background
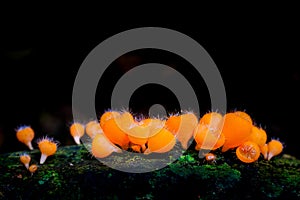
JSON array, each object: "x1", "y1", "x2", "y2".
[{"x1": 0, "y1": 10, "x2": 299, "y2": 158}]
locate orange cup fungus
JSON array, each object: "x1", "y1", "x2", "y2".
[
  {"x1": 28, "y1": 164, "x2": 38, "y2": 175},
  {"x1": 221, "y1": 111, "x2": 253, "y2": 152},
  {"x1": 37, "y1": 137, "x2": 58, "y2": 164},
  {"x1": 127, "y1": 118, "x2": 166, "y2": 152},
  {"x1": 266, "y1": 139, "x2": 283, "y2": 160},
  {"x1": 85, "y1": 120, "x2": 103, "y2": 139},
  {"x1": 205, "y1": 153, "x2": 217, "y2": 163},
  {"x1": 199, "y1": 112, "x2": 223, "y2": 129},
  {"x1": 194, "y1": 123, "x2": 225, "y2": 150},
  {"x1": 102, "y1": 111, "x2": 134, "y2": 150},
  {"x1": 248, "y1": 126, "x2": 267, "y2": 147},
  {"x1": 260, "y1": 143, "x2": 269, "y2": 160},
  {"x1": 15, "y1": 109, "x2": 284, "y2": 164},
  {"x1": 165, "y1": 112, "x2": 198, "y2": 149},
  {"x1": 20, "y1": 153, "x2": 31, "y2": 169},
  {"x1": 236, "y1": 141, "x2": 260, "y2": 163},
  {"x1": 91, "y1": 133, "x2": 122, "y2": 158},
  {"x1": 194, "y1": 112, "x2": 225, "y2": 151},
  {"x1": 16, "y1": 126, "x2": 35, "y2": 150},
  {"x1": 144, "y1": 128, "x2": 176, "y2": 154},
  {"x1": 70, "y1": 123, "x2": 85, "y2": 145},
  {"x1": 86, "y1": 109, "x2": 283, "y2": 162},
  {"x1": 100, "y1": 111, "x2": 121, "y2": 128}
]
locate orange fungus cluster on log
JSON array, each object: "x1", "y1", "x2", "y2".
[
  {"x1": 14, "y1": 110, "x2": 284, "y2": 165},
  {"x1": 74, "y1": 110, "x2": 284, "y2": 163}
]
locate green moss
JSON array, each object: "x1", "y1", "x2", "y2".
[{"x1": 0, "y1": 145, "x2": 300, "y2": 199}]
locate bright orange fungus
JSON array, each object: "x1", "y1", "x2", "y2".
[
  {"x1": 100, "y1": 111, "x2": 121, "y2": 128},
  {"x1": 165, "y1": 112, "x2": 198, "y2": 149},
  {"x1": 194, "y1": 123, "x2": 225, "y2": 150},
  {"x1": 20, "y1": 154, "x2": 31, "y2": 169},
  {"x1": 205, "y1": 153, "x2": 217, "y2": 162},
  {"x1": 236, "y1": 141, "x2": 260, "y2": 163},
  {"x1": 260, "y1": 143, "x2": 269, "y2": 160},
  {"x1": 144, "y1": 128, "x2": 176, "y2": 154},
  {"x1": 102, "y1": 112, "x2": 134, "y2": 150},
  {"x1": 248, "y1": 126, "x2": 267, "y2": 147},
  {"x1": 37, "y1": 137, "x2": 58, "y2": 164},
  {"x1": 91, "y1": 133, "x2": 122, "y2": 158},
  {"x1": 221, "y1": 111, "x2": 253, "y2": 152},
  {"x1": 70, "y1": 123, "x2": 85, "y2": 145},
  {"x1": 199, "y1": 112, "x2": 223, "y2": 130},
  {"x1": 267, "y1": 139, "x2": 283, "y2": 160},
  {"x1": 194, "y1": 112, "x2": 225, "y2": 151},
  {"x1": 16, "y1": 126, "x2": 35, "y2": 150},
  {"x1": 28, "y1": 164, "x2": 38, "y2": 174},
  {"x1": 85, "y1": 120, "x2": 103, "y2": 139}
]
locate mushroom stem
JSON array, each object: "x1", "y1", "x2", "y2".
[
  {"x1": 26, "y1": 142, "x2": 34, "y2": 150},
  {"x1": 40, "y1": 153, "x2": 48, "y2": 164},
  {"x1": 73, "y1": 136, "x2": 81, "y2": 145},
  {"x1": 24, "y1": 163, "x2": 29, "y2": 169}
]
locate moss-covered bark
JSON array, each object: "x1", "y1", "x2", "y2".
[{"x1": 0, "y1": 144, "x2": 299, "y2": 200}]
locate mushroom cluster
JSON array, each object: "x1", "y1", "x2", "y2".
[
  {"x1": 16, "y1": 125, "x2": 58, "y2": 169},
  {"x1": 75, "y1": 110, "x2": 283, "y2": 163}
]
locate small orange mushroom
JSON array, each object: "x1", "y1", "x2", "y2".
[
  {"x1": 91, "y1": 133, "x2": 122, "y2": 158},
  {"x1": 37, "y1": 137, "x2": 58, "y2": 164},
  {"x1": 16, "y1": 126, "x2": 35, "y2": 150},
  {"x1": 70, "y1": 123, "x2": 85, "y2": 145},
  {"x1": 194, "y1": 112, "x2": 225, "y2": 151},
  {"x1": 127, "y1": 118, "x2": 165, "y2": 152},
  {"x1": 236, "y1": 141, "x2": 260, "y2": 163},
  {"x1": 130, "y1": 144, "x2": 142, "y2": 153},
  {"x1": 221, "y1": 111, "x2": 253, "y2": 152},
  {"x1": 100, "y1": 111, "x2": 121, "y2": 128},
  {"x1": 199, "y1": 112, "x2": 223, "y2": 130},
  {"x1": 260, "y1": 143, "x2": 268, "y2": 160},
  {"x1": 248, "y1": 126, "x2": 267, "y2": 147},
  {"x1": 20, "y1": 153, "x2": 31, "y2": 169},
  {"x1": 165, "y1": 112, "x2": 198, "y2": 149},
  {"x1": 102, "y1": 112, "x2": 134, "y2": 150},
  {"x1": 85, "y1": 120, "x2": 103, "y2": 139},
  {"x1": 194, "y1": 123, "x2": 225, "y2": 150},
  {"x1": 144, "y1": 128, "x2": 176, "y2": 154},
  {"x1": 267, "y1": 139, "x2": 283, "y2": 160},
  {"x1": 165, "y1": 114, "x2": 181, "y2": 133},
  {"x1": 205, "y1": 153, "x2": 217, "y2": 163},
  {"x1": 28, "y1": 164, "x2": 38, "y2": 175},
  {"x1": 127, "y1": 125, "x2": 149, "y2": 149}
]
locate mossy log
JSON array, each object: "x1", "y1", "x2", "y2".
[{"x1": 0, "y1": 144, "x2": 299, "y2": 200}]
